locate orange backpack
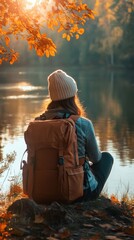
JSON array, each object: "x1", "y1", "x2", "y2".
[{"x1": 21, "y1": 116, "x2": 84, "y2": 204}]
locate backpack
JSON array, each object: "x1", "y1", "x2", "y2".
[{"x1": 21, "y1": 115, "x2": 84, "y2": 204}]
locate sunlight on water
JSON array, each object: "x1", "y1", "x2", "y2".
[
  {"x1": 0, "y1": 82, "x2": 45, "y2": 91},
  {"x1": 2, "y1": 95, "x2": 44, "y2": 100}
]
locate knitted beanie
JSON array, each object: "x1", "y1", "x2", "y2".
[{"x1": 47, "y1": 69, "x2": 78, "y2": 101}]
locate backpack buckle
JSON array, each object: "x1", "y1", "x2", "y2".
[{"x1": 58, "y1": 156, "x2": 64, "y2": 165}]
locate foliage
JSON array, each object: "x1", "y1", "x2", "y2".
[
  {"x1": 0, "y1": 152, "x2": 16, "y2": 176},
  {"x1": 0, "y1": 0, "x2": 94, "y2": 64},
  {"x1": 92, "y1": 0, "x2": 134, "y2": 65}
]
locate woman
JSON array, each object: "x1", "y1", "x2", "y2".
[{"x1": 35, "y1": 69, "x2": 114, "y2": 201}]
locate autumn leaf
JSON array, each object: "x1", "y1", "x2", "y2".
[
  {"x1": 83, "y1": 223, "x2": 94, "y2": 228},
  {"x1": 67, "y1": 34, "x2": 71, "y2": 41},
  {"x1": 99, "y1": 223, "x2": 113, "y2": 230},
  {"x1": 78, "y1": 28, "x2": 85, "y2": 35},
  {"x1": 0, "y1": 222, "x2": 6, "y2": 232},
  {"x1": 50, "y1": 50, "x2": 56, "y2": 56},
  {"x1": 5, "y1": 36, "x2": 10, "y2": 47},
  {"x1": 75, "y1": 34, "x2": 79, "y2": 39},
  {"x1": 47, "y1": 237, "x2": 59, "y2": 240},
  {"x1": 62, "y1": 33, "x2": 67, "y2": 38},
  {"x1": 58, "y1": 25, "x2": 64, "y2": 32},
  {"x1": 55, "y1": 227, "x2": 71, "y2": 239},
  {"x1": 105, "y1": 236, "x2": 122, "y2": 240},
  {"x1": 123, "y1": 226, "x2": 134, "y2": 236},
  {"x1": 34, "y1": 214, "x2": 44, "y2": 223},
  {"x1": 110, "y1": 195, "x2": 120, "y2": 204},
  {"x1": 10, "y1": 53, "x2": 18, "y2": 64},
  {"x1": 36, "y1": 48, "x2": 44, "y2": 57},
  {"x1": 83, "y1": 210, "x2": 93, "y2": 218},
  {"x1": 46, "y1": 49, "x2": 50, "y2": 58}
]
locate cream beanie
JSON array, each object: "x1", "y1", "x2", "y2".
[{"x1": 47, "y1": 69, "x2": 78, "y2": 101}]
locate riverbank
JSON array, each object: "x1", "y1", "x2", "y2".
[{"x1": 0, "y1": 191, "x2": 134, "y2": 239}]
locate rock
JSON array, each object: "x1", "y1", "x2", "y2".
[
  {"x1": 44, "y1": 202, "x2": 67, "y2": 227},
  {"x1": 105, "y1": 205, "x2": 123, "y2": 218},
  {"x1": 7, "y1": 198, "x2": 43, "y2": 220}
]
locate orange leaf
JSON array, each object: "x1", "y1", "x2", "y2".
[
  {"x1": 58, "y1": 26, "x2": 64, "y2": 33},
  {"x1": 67, "y1": 34, "x2": 71, "y2": 41},
  {"x1": 46, "y1": 49, "x2": 50, "y2": 58},
  {"x1": 58, "y1": 227, "x2": 71, "y2": 239},
  {"x1": 123, "y1": 226, "x2": 134, "y2": 236},
  {"x1": 62, "y1": 33, "x2": 67, "y2": 38},
  {"x1": 37, "y1": 48, "x2": 44, "y2": 56},
  {"x1": 50, "y1": 50, "x2": 55, "y2": 56},
  {"x1": 0, "y1": 222, "x2": 6, "y2": 232},
  {"x1": 75, "y1": 34, "x2": 79, "y2": 39},
  {"x1": 110, "y1": 195, "x2": 120, "y2": 204},
  {"x1": 5, "y1": 36, "x2": 10, "y2": 47},
  {"x1": 78, "y1": 28, "x2": 85, "y2": 35}
]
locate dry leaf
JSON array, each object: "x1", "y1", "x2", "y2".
[
  {"x1": 34, "y1": 214, "x2": 44, "y2": 223},
  {"x1": 10, "y1": 227, "x2": 28, "y2": 237},
  {"x1": 110, "y1": 195, "x2": 120, "y2": 204},
  {"x1": 56, "y1": 227, "x2": 71, "y2": 239},
  {"x1": 47, "y1": 237, "x2": 59, "y2": 240},
  {"x1": 105, "y1": 236, "x2": 122, "y2": 240},
  {"x1": 0, "y1": 222, "x2": 6, "y2": 232},
  {"x1": 83, "y1": 223, "x2": 94, "y2": 228},
  {"x1": 83, "y1": 210, "x2": 93, "y2": 218},
  {"x1": 99, "y1": 223, "x2": 113, "y2": 230},
  {"x1": 123, "y1": 226, "x2": 134, "y2": 236}
]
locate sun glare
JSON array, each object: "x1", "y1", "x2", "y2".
[
  {"x1": 17, "y1": 82, "x2": 33, "y2": 91},
  {"x1": 26, "y1": 0, "x2": 42, "y2": 9}
]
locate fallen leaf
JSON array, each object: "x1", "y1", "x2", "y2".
[
  {"x1": 10, "y1": 227, "x2": 30, "y2": 237},
  {"x1": 34, "y1": 214, "x2": 44, "y2": 223},
  {"x1": 105, "y1": 236, "x2": 122, "y2": 240},
  {"x1": 123, "y1": 226, "x2": 134, "y2": 236},
  {"x1": 116, "y1": 232, "x2": 128, "y2": 237},
  {"x1": 83, "y1": 210, "x2": 93, "y2": 218},
  {"x1": 110, "y1": 195, "x2": 120, "y2": 204},
  {"x1": 91, "y1": 217, "x2": 101, "y2": 221},
  {"x1": 0, "y1": 222, "x2": 6, "y2": 232},
  {"x1": 47, "y1": 237, "x2": 59, "y2": 240},
  {"x1": 83, "y1": 223, "x2": 94, "y2": 228},
  {"x1": 55, "y1": 227, "x2": 71, "y2": 239},
  {"x1": 99, "y1": 223, "x2": 113, "y2": 230}
]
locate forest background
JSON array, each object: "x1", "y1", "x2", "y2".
[{"x1": 0, "y1": 0, "x2": 134, "y2": 68}]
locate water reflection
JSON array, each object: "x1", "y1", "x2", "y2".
[
  {"x1": 0, "y1": 67, "x2": 134, "y2": 196},
  {"x1": 76, "y1": 70, "x2": 134, "y2": 165}
]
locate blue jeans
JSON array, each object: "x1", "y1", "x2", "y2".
[{"x1": 79, "y1": 152, "x2": 114, "y2": 201}]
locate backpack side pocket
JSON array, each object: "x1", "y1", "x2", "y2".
[{"x1": 62, "y1": 166, "x2": 84, "y2": 202}]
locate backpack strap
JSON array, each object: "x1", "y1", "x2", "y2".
[
  {"x1": 69, "y1": 115, "x2": 86, "y2": 166},
  {"x1": 69, "y1": 114, "x2": 79, "y2": 122}
]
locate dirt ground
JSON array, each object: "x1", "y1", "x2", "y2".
[{"x1": 0, "y1": 195, "x2": 134, "y2": 239}]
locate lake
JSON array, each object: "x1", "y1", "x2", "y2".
[{"x1": 0, "y1": 66, "x2": 134, "y2": 199}]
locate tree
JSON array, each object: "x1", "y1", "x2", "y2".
[
  {"x1": 93, "y1": 0, "x2": 124, "y2": 66},
  {"x1": 0, "y1": 0, "x2": 94, "y2": 64},
  {"x1": 114, "y1": 0, "x2": 134, "y2": 66}
]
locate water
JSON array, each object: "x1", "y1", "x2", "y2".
[{"x1": 0, "y1": 66, "x2": 134, "y2": 198}]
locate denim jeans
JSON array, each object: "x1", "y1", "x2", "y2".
[{"x1": 79, "y1": 152, "x2": 114, "y2": 201}]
